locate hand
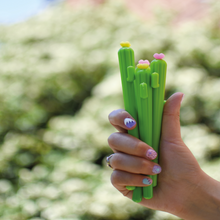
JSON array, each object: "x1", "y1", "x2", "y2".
[{"x1": 107, "y1": 92, "x2": 220, "y2": 219}]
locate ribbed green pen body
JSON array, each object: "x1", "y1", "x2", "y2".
[
  {"x1": 134, "y1": 67, "x2": 153, "y2": 199},
  {"x1": 150, "y1": 59, "x2": 167, "y2": 187},
  {"x1": 118, "y1": 44, "x2": 141, "y2": 202},
  {"x1": 118, "y1": 46, "x2": 139, "y2": 138}
]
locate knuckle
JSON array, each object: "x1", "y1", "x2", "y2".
[
  {"x1": 109, "y1": 153, "x2": 121, "y2": 168},
  {"x1": 108, "y1": 133, "x2": 120, "y2": 148},
  {"x1": 111, "y1": 170, "x2": 121, "y2": 186},
  {"x1": 107, "y1": 133, "x2": 117, "y2": 146},
  {"x1": 139, "y1": 159, "x2": 149, "y2": 174},
  {"x1": 108, "y1": 132, "x2": 123, "y2": 148},
  {"x1": 134, "y1": 141, "x2": 145, "y2": 155},
  {"x1": 133, "y1": 141, "x2": 140, "y2": 153}
]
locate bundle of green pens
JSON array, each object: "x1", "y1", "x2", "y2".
[{"x1": 118, "y1": 41, "x2": 167, "y2": 202}]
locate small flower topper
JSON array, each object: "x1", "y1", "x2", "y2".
[
  {"x1": 120, "y1": 41, "x2": 131, "y2": 47},
  {"x1": 153, "y1": 53, "x2": 165, "y2": 60},
  {"x1": 137, "y1": 59, "x2": 150, "y2": 69},
  {"x1": 139, "y1": 60, "x2": 150, "y2": 65}
]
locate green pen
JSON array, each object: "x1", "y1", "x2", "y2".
[
  {"x1": 150, "y1": 53, "x2": 167, "y2": 187},
  {"x1": 118, "y1": 41, "x2": 141, "y2": 202},
  {"x1": 134, "y1": 60, "x2": 153, "y2": 199}
]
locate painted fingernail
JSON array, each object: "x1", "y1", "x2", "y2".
[
  {"x1": 146, "y1": 149, "x2": 157, "y2": 160},
  {"x1": 143, "y1": 178, "x2": 152, "y2": 185},
  {"x1": 152, "y1": 165, "x2": 162, "y2": 174},
  {"x1": 124, "y1": 118, "x2": 136, "y2": 128}
]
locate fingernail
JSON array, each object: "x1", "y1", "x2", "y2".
[
  {"x1": 152, "y1": 165, "x2": 162, "y2": 174},
  {"x1": 143, "y1": 178, "x2": 152, "y2": 185},
  {"x1": 146, "y1": 149, "x2": 157, "y2": 160},
  {"x1": 181, "y1": 94, "x2": 185, "y2": 104},
  {"x1": 124, "y1": 118, "x2": 136, "y2": 128}
]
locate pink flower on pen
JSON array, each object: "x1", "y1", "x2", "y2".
[
  {"x1": 138, "y1": 59, "x2": 150, "y2": 65},
  {"x1": 153, "y1": 53, "x2": 165, "y2": 60}
]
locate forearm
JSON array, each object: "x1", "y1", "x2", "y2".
[{"x1": 179, "y1": 171, "x2": 220, "y2": 220}]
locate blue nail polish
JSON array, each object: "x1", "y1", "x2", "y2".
[
  {"x1": 143, "y1": 178, "x2": 152, "y2": 185},
  {"x1": 152, "y1": 165, "x2": 162, "y2": 174},
  {"x1": 124, "y1": 118, "x2": 136, "y2": 128}
]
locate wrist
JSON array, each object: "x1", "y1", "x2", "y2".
[{"x1": 179, "y1": 171, "x2": 220, "y2": 220}]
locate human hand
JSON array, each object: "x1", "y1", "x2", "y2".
[{"x1": 107, "y1": 92, "x2": 220, "y2": 219}]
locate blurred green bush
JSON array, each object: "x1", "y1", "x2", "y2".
[{"x1": 0, "y1": 0, "x2": 220, "y2": 219}]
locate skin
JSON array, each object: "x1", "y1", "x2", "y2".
[{"x1": 107, "y1": 92, "x2": 220, "y2": 219}]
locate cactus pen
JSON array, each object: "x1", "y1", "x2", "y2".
[
  {"x1": 151, "y1": 53, "x2": 167, "y2": 186},
  {"x1": 118, "y1": 41, "x2": 142, "y2": 202}
]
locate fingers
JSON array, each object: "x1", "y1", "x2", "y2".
[
  {"x1": 111, "y1": 170, "x2": 153, "y2": 194},
  {"x1": 162, "y1": 92, "x2": 184, "y2": 142},
  {"x1": 109, "y1": 153, "x2": 162, "y2": 176},
  {"x1": 108, "y1": 109, "x2": 136, "y2": 132},
  {"x1": 108, "y1": 132, "x2": 157, "y2": 160}
]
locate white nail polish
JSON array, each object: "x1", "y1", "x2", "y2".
[{"x1": 124, "y1": 118, "x2": 136, "y2": 128}]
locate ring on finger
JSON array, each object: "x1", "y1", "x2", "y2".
[{"x1": 106, "y1": 154, "x2": 114, "y2": 169}]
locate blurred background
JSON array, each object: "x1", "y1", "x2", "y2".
[{"x1": 0, "y1": 0, "x2": 220, "y2": 219}]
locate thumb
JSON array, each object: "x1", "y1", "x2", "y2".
[{"x1": 161, "y1": 92, "x2": 184, "y2": 142}]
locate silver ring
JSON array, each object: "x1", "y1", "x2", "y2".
[{"x1": 106, "y1": 154, "x2": 114, "y2": 169}]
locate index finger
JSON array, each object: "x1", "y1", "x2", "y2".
[{"x1": 108, "y1": 109, "x2": 137, "y2": 133}]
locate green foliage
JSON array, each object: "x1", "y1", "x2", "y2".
[{"x1": 0, "y1": 0, "x2": 220, "y2": 219}]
